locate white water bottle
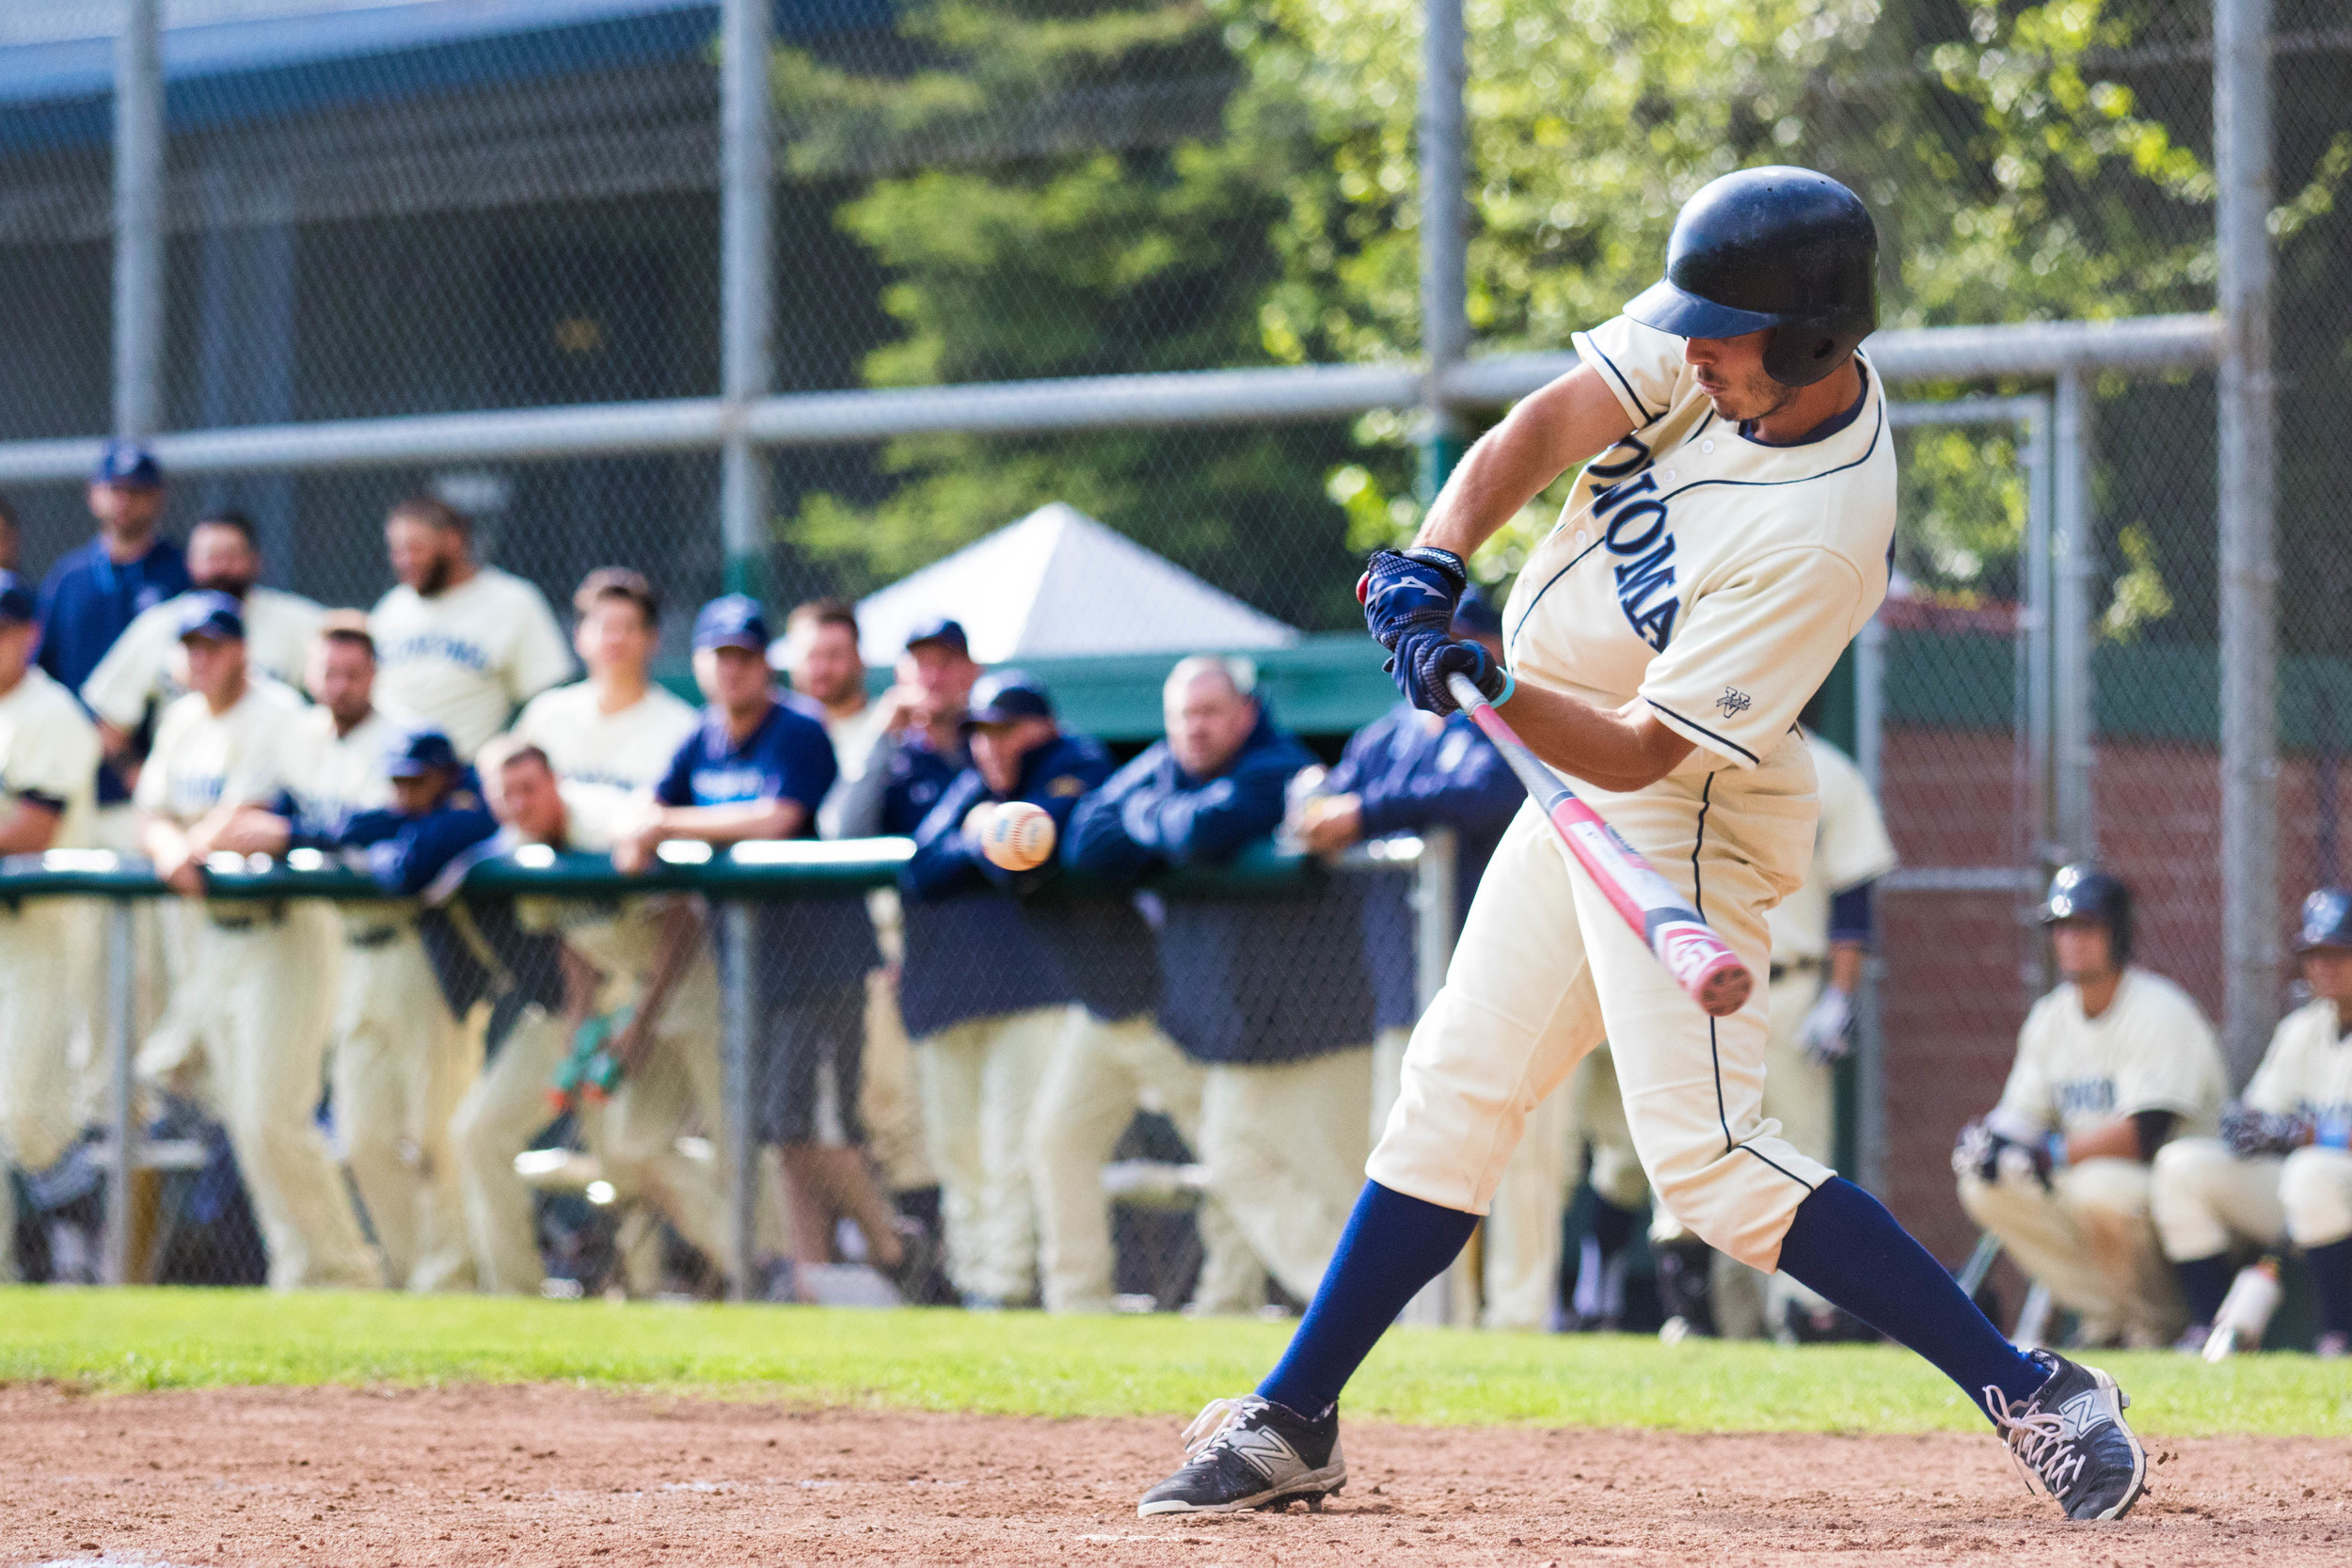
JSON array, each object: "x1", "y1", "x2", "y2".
[{"x1": 2202, "y1": 1258, "x2": 2282, "y2": 1362}]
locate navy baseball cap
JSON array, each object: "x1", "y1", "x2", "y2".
[
  {"x1": 904, "y1": 616, "x2": 969, "y2": 657},
  {"x1": 0, "y1": 571, "x2": 35, "y2": 625},
  {"x1": 962, "y1": 670, "x2": 1055, "y2": 731},
  {"x1": 1452, "y1": 585, "x2": 1502, "y2": 640},
  {"x1": 386, "y1": 729, "x2": 460, "y2": 780},
  {"x1": 172, "y1": 591, "x2": 245, "y2": 642},
  {"x1": 693, "y1": 594, "x2": 770, "y2": 652},
  {"x1": 94, "y1": 439, "x2": 163, "y2": 489}
]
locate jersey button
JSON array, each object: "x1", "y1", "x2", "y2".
[
  {"x1": 1700, "y1": 439, "x2": 1715, "y2": 453},
  {"x1": 1663, "y1": 469, "x2": 1677, "y2": 483},
  {"x1": 1575, "y1": 530, "x2": 1589, "y2": 547}
]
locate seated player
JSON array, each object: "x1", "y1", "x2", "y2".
[
  {"x1": 1955, "y1": 864, "x2": 2227, "y2": 1348},
  {"x1": 2150, "y1": 887, "x2": 2352, "y2": 1356},
  {"x1": 1068, "y1": 656, "x2": 1375, "y2": 1312}
]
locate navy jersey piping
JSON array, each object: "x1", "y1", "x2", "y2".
[
  {"x1": 1505, "y1": 534, "x2": 1607, "y2": 655},
  {"x1": 1645, "y1": 698, "x2": 1761, "y2": 766},
  {"x1": 1581, "y1": 338, "x2": 1660, "y2": 427}
]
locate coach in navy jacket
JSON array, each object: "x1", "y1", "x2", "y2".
[{"x1": 1063, "y1": 656, "x2": 1375, "y2": 1307}]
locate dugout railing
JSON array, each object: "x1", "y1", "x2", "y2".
[{"x1": 0, "y1": 827, "x2": 1461, "y2": 1312}]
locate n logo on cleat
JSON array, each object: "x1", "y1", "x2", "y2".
[{"x1": 1223, "y1": 1427, "x2": 1301, "y2": 1480}]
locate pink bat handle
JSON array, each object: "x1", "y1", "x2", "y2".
[{"x1": 1445, "y1": 673, "x2": 1753, "y2": 1018}]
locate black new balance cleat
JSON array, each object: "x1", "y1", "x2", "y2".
[
  {"x1": 1984, "y1": 1351, "x2": 2147, "y2": 1521},
  {"x1": 1137, "y1": 1396, "x2": 1345, "y2": 1516}
]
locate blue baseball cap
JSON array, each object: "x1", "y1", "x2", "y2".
[
  {"x1": 172, "y1": 591, "x2": 245, "y2": 643},
  {"x1": 386, "y1": 729, "x2": 461, "y2": 780},
  {"x1": 693, "y1": 594, "x2": 770, "y2": 652},
  {"x1": 962, "y1": 670, "x2": 1055, "y2": 731},
  {"x1": 904, "y1": 616, "x2": 969, "y2": 657},
  {"x1": 1452, "y1": 585, "x2": 1502, "y2": 640},
  {"x1": 0, "y1": 571, "x2": 36, "y2": 625},
  {"x1": 94, "y1": 439, "x2": 163, "y2": 489}
]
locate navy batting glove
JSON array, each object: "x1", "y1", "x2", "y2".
[
  {"x1": 1385, "y1": 629, "x2": 1511, "y2": 716},
  {"x1": 1358, "y1": 547, "x2": 1468, "y2": 652}
]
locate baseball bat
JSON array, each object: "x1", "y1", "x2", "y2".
[{"x1": 1445, "y1": 673, "x2": 1754, "y2": 1018}]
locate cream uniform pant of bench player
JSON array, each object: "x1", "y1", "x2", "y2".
[
  {"x1": 0, "y1": 665, "x2": 103, "y2": 1281},
  {"x1": 282, "y1": 701, "x2": 477, "y2": 1292},
  {"x1": 2151, "y1": 996, "x2": 2352, "y2": 1276},
  {"x1": 1371, "y1": 315, "x2": 1895, "y2": 1278},
  {"x1": 137, "y1": 677, "x2": 378, "y2": 1290},
  {"x1": 1958, "y1": 966, "x2": 2227, "y2": 1346}
]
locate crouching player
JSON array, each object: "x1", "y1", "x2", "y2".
[{"x1": 2151, "y1": 887, "x2": 2352, "y2": 1356}]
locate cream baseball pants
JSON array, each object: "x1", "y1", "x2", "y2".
[
  {"x1": 2151, "y1": 1135, "x2": 2352, "y2": 1259},
  {"x1": 1959, "y1": 1158, "x2": 2184, "y2": 1345},
  {"x1": 1203, "y1": 1047, "x2": 1374, "y2": 1306},
  {"x1": 915, "y1": 1006, "x2": 1064, "y2": 1303},
  {"x1": 0, "y1": 899, "x2": 99, "y2": 1281},
  {"x1": 331, "y1": 925, "x2": 478, "y2": 1291},
  {"x1": 1370, "y1": 756, "x2": 1824, "y2": 1273}
]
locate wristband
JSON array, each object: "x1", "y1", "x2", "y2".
[
  {"x1": 1490, "y1": 670, "x2": 1516, "y2": 708},
  {"x1": 2317, "y1": 1113, "x2": 2352, "y2": 1151}
]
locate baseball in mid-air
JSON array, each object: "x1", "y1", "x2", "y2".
[{"x1": 980, "y1": 800, "x2": 1057, "y2": 871}]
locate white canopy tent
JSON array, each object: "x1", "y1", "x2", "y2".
[{"x1": 834, "y1": 501, "x2": 1300, "y2": 665}]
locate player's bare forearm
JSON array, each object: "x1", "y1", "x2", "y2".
[
  {"x1": 1492, "y1": 681, "x2": 1694, "y2": 794},
  {"x1": 652, "y1": 799, "x2": 807, "y2": 847},
  {"x1": 630, "y1": 898, "x2": 705, "y2": 1044},
  {"x1": 2061, "y1": 1116, "x2": 2146, "y2": 1165},
  {"x1": 559, "y1": 944, "x2": 604, "y2": 1033},
  {"x1": 1829, "y1": 942, "x2": 1866, "y2": 996},
  {"x1": 0, "y1": 800, "x2": 63, "y2": 856},
  {"x1": 1414, "y1": 366, "x2": 1635, "y2": 562}
]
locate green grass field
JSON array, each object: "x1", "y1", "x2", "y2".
[{"x1": 4, "y1": 1287, "x2": 2346, "y2": 1437}]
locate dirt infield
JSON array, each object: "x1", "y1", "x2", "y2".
[{"x1": 1, "y1": 1384, "x2": 2344, "y2": 1566}]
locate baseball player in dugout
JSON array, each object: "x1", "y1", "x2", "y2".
[
  {"x1": 1140, "y1": 167, "x2": 2152, "y2": 1526},
  {"x1": 135, "y1": 594, "x2": 379, "y2": 1291},
  {"x1": 619, "y1": 595, "x2": 924, "y2": 1304},
  {"x1": 1068, "y1": 657, "x2": 1376, "y2": 1317},
  {"x1": 1956, "y1": 864, "x2": 2226, "y2": 1350},
  {"x1": 773, "y1": 600, "x2": 939, "y2": 1274},
  {"x1": 202, "y1": 615, "x2": 476, "y2": 1291},
  {"x1": 1655, "y1": 692, "x2": 1899, "y2": 1341},
  {"x1": 838, "y1": 625, "x2": 1065, "y2": 1309},
  {"x1": 0, "y1": 572, "x2": 103, "y2": 1282},
  {"x1": 82, "y1": 510, "x2": 325, "y2": 773},
  {"x1": 2150, "y1": 887, "x2": 2352, "y2": 1357},
  {"x1": 369, "y1": 495, "x2": 573, "y2": 759}
]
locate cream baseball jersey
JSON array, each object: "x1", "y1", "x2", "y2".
[
  {"x1": 2243, "y1": 997, "x2": 2352, "y2": 1124},
  {"x1": 510, "y1": 679, "x2": 700, "y2": 794},
  {"x1": 0, "y1": 667, "x2": 101, "y2": 848},
  {"x1": 279, "y1": 705, "x2": 401, "y2": 843},
  {"x1": 1501, "y1": 315, "x2": 1894, "y2": 779},
  {"x1": 135, "y1": 677, "x2": 304, "y2": 827},
  {"x1": 81, "y1": 586, "x2": 324, "y2": 732},
  {"x1": 1766, "y1": 732, "x2": 1899, "y2": 963},
  {"x1": 370, "y1": 567, "x2": 572, "y2": 759},
  {"x1": 1996, "y1": 968, "x2": 2228, "y2": 1138}
]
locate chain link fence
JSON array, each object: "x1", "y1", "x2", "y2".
[{"x1": 2, "y1": 0, "x2": 2349, "y2": 1325}]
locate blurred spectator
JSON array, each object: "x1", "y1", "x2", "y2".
[
  {"x1": 2152, "y1": 888, "x2": 2352, "y2": 1356},
  {"x1": 620, "y1": 595, "x2": 919, "y2": 1303},
  {"x1": 1289, "y1": 588, "x2": 1534, "y2": 1324},
  {"x1": 370, "y1": 495, "x2": 572, "y2": 758},
  {"x1": 1955, "y1": 865, "x2": 2226, "y2": 1348},
  {"x1": 510, "y1": 568, "x2": 699, "y2": 797},
  {"x1": 0, "y1": 571, "x2": 103, "y2": 1282},
  {"x1": 37, "y1": 442, "x2": 188, "y2": 819},
  {"x1": 0, "y1": 492, "x2": 20, "y2": 573},
  {"x1": 1068, "y1": 656, "x2": 1375, "y2": 1309},
  {"x1": 135, "y1": 594, "x2": 377, "y2": 1291},
  {"x1": 83, "y1": 510, "x2": 325, "y2": 787},
  {"x1": 208, "y1": 616, "x2": 474, "y2": 1291},
  {"x1": 778, "y1": 596, "x2": 938, "y2": 1242}
]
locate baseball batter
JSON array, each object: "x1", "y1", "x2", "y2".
[
  {"x1": 369, "y1": 496, "x2": 573, "y2": 758},
  {"x1": 2150, "y1": 887, "x2": 2352, "y2": 1355},
  {"x1": 135, "y1": 594, "x2": 378, "y2": 1291},
  {"x1": 1956, "y1": 864, "x2": 2226, "y2": 1348},
  {"x1": 0, "y1": 572, "x2": 103, "y2": 1281},
  {"x1": 1142, "y1": 168, "x2": 2147, "y2": 1525}
]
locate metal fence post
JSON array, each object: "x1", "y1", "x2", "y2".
[
  {"x1": 2217, "y1": 0, "x2": 2280, "y2": 1081},
  {"x1": 2052, "y1": 369, "x2": 2097, "y2": 862},
  {"x1": 113, "y1": 0, "x2": 165, "y2": 439},
  {"x1": 720, "y1": 898, "x2": 758, "y2": 1302},
  {"x1": 1853, "y1": 615, "x2": 1887, "y2": 1196},
  {"x1": 719, "y1": 0, "x2": 775, "y2": 598},
  {"x1": 102, "y1": 900, "x2": 137, "y2": 1286},
  {"x1": 1416, "y1": 0, "x2": 1470, "y2": 499},
  {"x1": 1401, "y1": 829, "x2": 1463, "y2": 1326}
]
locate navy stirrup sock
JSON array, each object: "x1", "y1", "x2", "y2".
[
  {"x1": 2171, "y1": 1253, "x2": 2235, "y2": 1329},
  {"x1": 1776, "y1": 1176, "x2": 2047, "y2": 1415},
  {"x1": 1257, "y1": 1180, "x2": 1479, "y2": 1419},
  {"x1": 2308, "y1": 1237, "x2": 2352, "y2": 1338}
]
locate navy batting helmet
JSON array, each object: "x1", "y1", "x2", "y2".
[
  {"x1": 2040, "y1": 863, "x2": 2134, "y2": 965},
  {"x1": 1625, "y1": 166, "x2": 1878, "y2": 388},
  {"x1": 2296, "y1": 887, "x2": 2352, "y2": 953}
]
